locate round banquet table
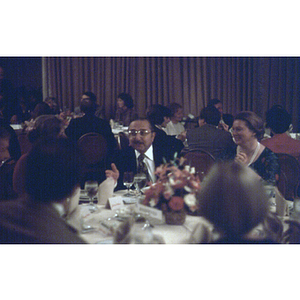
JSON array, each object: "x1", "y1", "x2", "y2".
[{"x1": 67, "y1": 203, "x2": 214, "y2": 244}]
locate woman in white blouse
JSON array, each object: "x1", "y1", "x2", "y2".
[{"x1": 165, "y1": 103, "x2": 186, "y2": 141}]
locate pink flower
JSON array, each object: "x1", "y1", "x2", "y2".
[
  {"x1": 143, "y1": 158, "x2": 201, "y2": 212},
  {"x1": 143, "y1": 182, "x2": 164, "y2": 205}
]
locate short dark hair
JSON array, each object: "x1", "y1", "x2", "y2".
[
  {"x1": 129, "y1": 118, "x2": 155, "y2": 132},
  {"x1": 146, "y1": 104, "x2": 171, "y2": 126},
  {"x1": 199, "y1": 106, "x2": 221, "y2": 126},
  {"x1": 223, "y1": 113, "x2": 234, "y2": 129},
  {"x1": 234, "y1": 111, "x2": 264, "y2": 140},
  {"x1": 167, "y1": 103, "x2": 182, "y2": 117},
  {"x1": 117, "y1": 93, "x2": 134, "y2": 109},
  {"x1": 83, "y1": 91, "x2": 97, "y2": 102},
  {"x1": 25, "y1": 138, "x2": 82, "y2": 203},
  {"x1": 207, "y1": 99, "x2": 222, "y2": 107},
  {"x1": 266, "y1": 105, "x2": 292, "y2": 134}
]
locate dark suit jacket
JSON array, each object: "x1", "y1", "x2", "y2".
[
  {"x1": 186, "y1": 124, "x2": 236, "y2": 160},
  {"x1": 65, "y1": 114, "x2": 117, "y2": 155},
  {"x1": 153, "y1": 126, "x2": 184, "y2": 160},
  {"x1": 0, "y1": 197, "x2": 85, "y2": 244},
  {"x1": 113, "y1": 140, "x2": 174, "y2": 190}
]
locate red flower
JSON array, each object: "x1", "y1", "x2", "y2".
[{"x1": 168, "y1": 196, "x2": 184, "y2": 211}]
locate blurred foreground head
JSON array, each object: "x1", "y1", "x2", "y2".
[
  {"x1": 197, "y1": 161, "x2": 269, "y2": 238},
  {"x1": 25, "y1": 138, "x2": 82, "y2": 203}
]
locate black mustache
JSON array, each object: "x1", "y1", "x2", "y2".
[{"x1": 132, "y1": 141, "x2": 144, "y2": 145}]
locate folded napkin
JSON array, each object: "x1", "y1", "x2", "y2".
[
  {"x1": 97, "y1": 177, "x2": 115, "y2": 205},
  {"x1": 68, "y1": 187, "x2": 81, "y2": 216},
  {"x1": 113, "y1": 219, "x2": 165, "y2": 244}
]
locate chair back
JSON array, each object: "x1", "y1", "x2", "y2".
[
  {"x1": 277, "y1": 153, "x2": 300, "y2": 200},
  {"x1": 12, "y1": 153, "x2": 28, "y2": 196},
  {"x1": 77, "y1": 132, "x2": 108, "y2": 165},
  {"x1": 277, "y1": 170, "x2": 287, "y2": 199},
  {"x1": 117, "y1": 132, "x2": 129, "y2": 150},
  {"x1": 77, "y1": 132, "x2": 108, "y2": 186},
  {"x1": 183, "y1": 149, "x2": 216, "y2": 181}
]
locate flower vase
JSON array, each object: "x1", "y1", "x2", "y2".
[{"x1": 164, "y1": 209, "x2": 186, "y2": 225}]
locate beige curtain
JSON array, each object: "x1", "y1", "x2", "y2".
[{"x1": 42, "y1": 57, "x2": 300, "y2": 131}]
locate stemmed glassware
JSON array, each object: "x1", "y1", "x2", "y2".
[
  {"x1": 133, "y1": 173, "x2": 147, "y2": 200},
  {"x1": 84, "y1": 180, "x2": 99, "y2": 213},
  {"x1": 123, "y1": 171, "x2": 134, "y2": 197}
]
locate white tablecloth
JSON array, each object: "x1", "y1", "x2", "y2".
[{"x1": 67, "y1": 203, "x2": 214, "y2": 244}]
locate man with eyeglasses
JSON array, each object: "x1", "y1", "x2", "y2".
[{"x1": 106, "y1": 118, "x2": 176, "y2": 190}]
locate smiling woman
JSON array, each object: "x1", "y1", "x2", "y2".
[{"x1": 232, "y1": 111, "x2": 280, "y2": 186}]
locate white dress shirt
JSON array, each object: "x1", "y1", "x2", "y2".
[{"x1": 135, "y1": 145, "x2": 156, "y2": 183}]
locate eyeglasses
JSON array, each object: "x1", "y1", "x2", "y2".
[{"x1": 128, "y1": 129, "x2": 152, "y2": 137}]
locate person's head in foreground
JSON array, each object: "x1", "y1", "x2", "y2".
[
  {"x1": 25, "y1": 138, "x2": 82, "y2": 206},
  {"x1": 265, "y1": 105, "x2": 292, "y2": 134},
  {"x1": 196, "y1": 161, "x2": 270, "y2": 243}
]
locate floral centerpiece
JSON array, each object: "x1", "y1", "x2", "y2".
[{"x1": 143, "y1": 156, "x2": 201, "y2": 225}]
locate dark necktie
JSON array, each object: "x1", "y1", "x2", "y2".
[{"x1": 137, "y1": 154, "x2": 151, "y2": 182}]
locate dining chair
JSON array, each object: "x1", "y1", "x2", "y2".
[
  {"x1": 276, "y1": 153, "x2": 300, "y2": 201},
  {"x1": 116, "y1": 132, "x2": 129, "y2": 150},
  {"x1": 277, "y1": 170, "x2": 287, "y2": 200},
  {"x1": 183, "y1": 149, "x2": 216, "y2": 181},
  {"x1": 77, "y1": 132, "x2": 108, "y2": 186},
  {"x1": 12, "y1": 153, "x2": 28, "y2": 196}
]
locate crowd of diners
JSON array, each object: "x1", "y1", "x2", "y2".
[{"x1": 1, "y1": 64, "x2": 300, "y2": 243}]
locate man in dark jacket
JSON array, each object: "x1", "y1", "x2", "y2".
[
  {"x1": 106, "y1": 118, "x2": 180, "y2": 190},
  {"x1": 65, "y1": 91, "x2": 117, "y2": 158},
  {"x1": 186, "y1": 105, "x2": 236, "y2": 161}
]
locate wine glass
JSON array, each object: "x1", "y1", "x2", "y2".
[
  {"x1": 123, "y1": 171, "x2": 134, "y2": 197},
  {"x1": 84, "y1": 180, "x2": 99, "y2": 213},
  {"x1": 133, "y1": 173, "x2": 147, "y2": 197}
]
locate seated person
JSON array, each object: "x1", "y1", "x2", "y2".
[
  {"x1": 106, "y1": 118, "x2": 181, "y2": 190},
  {"x1": 207, "y1": 99, "x2": 233, "y2": 131},
  {"x1": 195, "y1": 161, "x2": 279, "y2": 243},
  {"x1": 232, "y1": 111, "x2": 280, "y2": 186},
  {"x1": 261, "y1": 105, "x2": 300, "y2": 163},
  {"x1": 44, "y1": 97, "x2": 61, "y2": 115},
  {"x1": 0, "y1": 138, "x2": 85, "y2": 243},
  {"x1": 13, "y1": 115, "x2": 67, "y2": 197},
  {"x1": 31, "y1": 101, "x2": 52, "y2": 120},
  {"x1": 146, "y1": 104, "x2": 184, "y2": 158},
  {"x1": 65, "y1": 91, "x2": 117, "y2": 161},
  {"x1": 186, "y1": 105, "x2": 236, "y2": 160},
  {"x1": 114, "y1": 93, "x2": 138, "y2": 126},
  {"x1": 165, "y1": 103, "x2": 186, "y2": 141},
  {"x1": 0, "y1": 127, "x2": 17, "y2": 200},
  {"x1": 207, "y1": 98, "x2": 223, "y2": 116}
]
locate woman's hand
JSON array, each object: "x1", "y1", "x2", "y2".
[
  {"x1": 218, "y1": 122, "x2": 229, "y2": 131},
  {"x1": 105, "y1": 163, "x2": 119, "y2": 183},
  {"x1": 235, "y1": 152, "x2": 248, "y2": 165}
]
